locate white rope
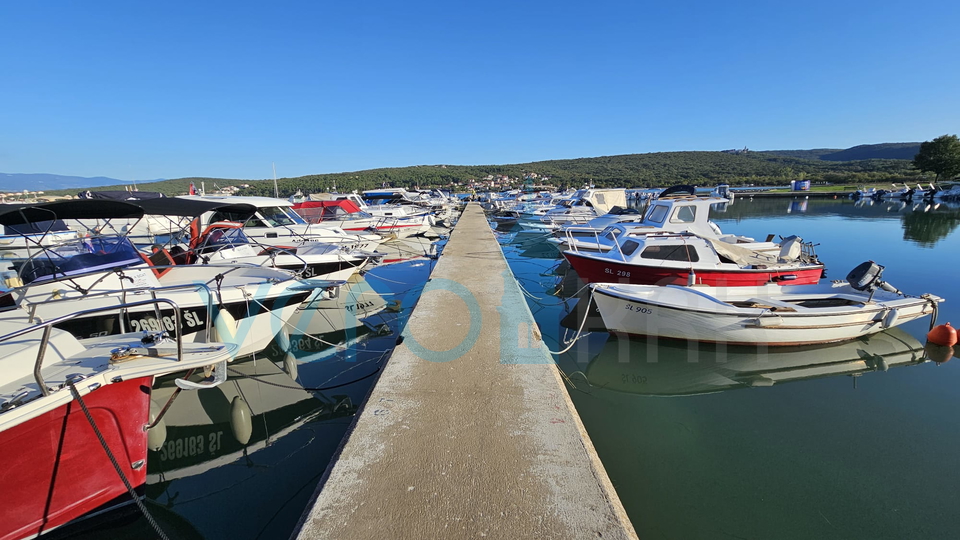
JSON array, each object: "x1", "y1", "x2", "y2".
[{"x1": 547, "y1": 291, "x2": 595, "y2": 355}]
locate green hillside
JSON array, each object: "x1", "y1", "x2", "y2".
[
  {"x1": 50, "y1": 149, "x2": 928, "y2": 198},
  {"x1": 760, "y1": 143, "x2": 921, "y2": 161}
]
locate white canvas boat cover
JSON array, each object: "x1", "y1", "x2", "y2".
[{"x1": 702, "y1": 236, "x2": 782, "y2": 267}]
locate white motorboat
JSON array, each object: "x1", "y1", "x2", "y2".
[
  {"x1": 590, "y1": 261, "x2": 943, "y2": 346},
  {"x1": 517, "y1": 188, "x2": 628, "y2": 231},
  {"x1": 0, "y1": 301, "x2": 237, "y2": 540},
  {"x1": 181, "y1": 195, "x2": 385, "y2": 251},
  {"x1": 549, "y1": 195, "x2": 753, "y2": 252},
  {"x1": 185, "y1": 221, "x2": 380, "y2": 282},
  {"x1": 303, "y1": 192, "x2": 434, "y2": 237},
  {"x1": 0, "y1": 201, "x2": 312, "y2": 358}
]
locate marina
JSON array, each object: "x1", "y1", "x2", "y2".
[
  {"x1": 5, "y1": 2, "x2": 960, "y2": 537},
  {"x1": 499, "y1": 194, "x2": 960, "y2": 539},
  {"x1": 2, "y1": 188, "x2": 960, "y2": 539}
]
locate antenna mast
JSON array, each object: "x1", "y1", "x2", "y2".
[{"x1": 272, "y1": 162, "x2": 279, "y2": 198}]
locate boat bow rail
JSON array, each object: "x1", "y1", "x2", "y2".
[{"x1": 0, "y1": 298, "x2": 188, "y2": 399}]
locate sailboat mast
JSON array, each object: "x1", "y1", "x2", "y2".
[{"x1": 272, "y1": 162, "x2": 279, "y2": 198}]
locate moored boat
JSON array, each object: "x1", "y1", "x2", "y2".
[
  {"x1": 564, "y1": 230, "x2": 823, "y2": 286},
  {"x1": 0, "y1": 302, "x2": 238, "y2": 540},
  {"x1": 589, "y1": 261, "x2": 943, "y2": 346},
  {"x1": 549, "y1": 195, "x2": 755, "y2": 253},
  {"x1": 0, "y1": 201, "x2": 311, "y2": 358}
]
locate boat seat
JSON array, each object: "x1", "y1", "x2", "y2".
[{"x1": 140, "y1": 248, "x2": 176, "y2": 278}]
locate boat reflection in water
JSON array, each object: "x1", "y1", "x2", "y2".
[
  {"x1": 142, "y1": 348, "x2": 362, "y2": 539},
  {"x1": 582, "y1": 328, "x2": 928, "y2": 397},
  {"x1": 287, "y1": 273, "x2": 392, "y2": 340}
]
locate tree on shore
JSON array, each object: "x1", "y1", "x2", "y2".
[{"x1": 913, "y1": 134, "x2": 960, "y2": 181}]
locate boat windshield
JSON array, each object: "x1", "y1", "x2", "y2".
[
  {"x1": 601, "y1": 227, "x2": 623, "y2": 241},
  {"x1": 197, "y1": 227, "x2": 251, "y2": 253},
  {"x1": 279, "y1": 206, "x2": 307, "y2": 225},
  {"x1": 248, "y1": 206, "x2": 306, "y2": 227},
  {"x1": 15, "y1": 236, "x2": 143, "y2": 284}
]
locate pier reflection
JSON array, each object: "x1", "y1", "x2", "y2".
[{"x1": 582, "y1": 329, "x2": 927, "y2": 397}]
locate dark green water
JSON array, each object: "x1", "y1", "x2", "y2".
[{"x1": 499, "y1": 197, "x2": 960, "y2": 540}]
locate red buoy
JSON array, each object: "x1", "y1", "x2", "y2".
[{"x1": 927, "y1": 323, "x2": 958, "y2": 347}]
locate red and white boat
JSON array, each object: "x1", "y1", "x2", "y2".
[
  {"x1": 563, "y1": 230, "x2": 824, "y2": 286},
  {"x1": 292, "y1": 199, "x2": 431, "y2": 238},
  {"x1": 0, "y1": 301, "x2": 237, "y2": 540},
  {"x1": 293, "y1": 194, "x2": 432, "y2": 238},
  {"x1": 549, "y1": 194, "x2": 756, "y2": 253}
]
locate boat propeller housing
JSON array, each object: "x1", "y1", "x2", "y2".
[
  {"x1": 846, "y1": 261, "x2": 902, "y2": 296},
  {"x1": 846, "y1": 261, "x2": 884, "y2": 291}
]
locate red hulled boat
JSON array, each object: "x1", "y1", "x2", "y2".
[{"x1": 563, "y1": 231, "x2": 824, "y2": 286}]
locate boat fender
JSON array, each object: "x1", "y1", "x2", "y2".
[
  {"x1": 283, "y1": 351, "x2": 299, "y2": 381},
  {"x1": 275, "y1": 328, "x2": 292, "y2": 354},
  {"x1": 230, "y1": 396, "x2": 253, "y2": 445},
  {"x1": 882, "y1": 309, "x2": 900, "y2": 329},
  {"x1": 146, "y1": 401, "x2": 168, "y2": 452},
  {"x1": 846, "y1": 261, "x2": 883, "y2": 291},
  {"x1": 212, "y1": 308, "x2": 237, "y2": 345}
]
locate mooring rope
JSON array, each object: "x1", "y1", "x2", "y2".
[
  {"x1": 546, "y1": 291, "x2": 594, "y2": 355},
  {"x1": 226, "y1": 350, "x2": 390, "y2": 393}
]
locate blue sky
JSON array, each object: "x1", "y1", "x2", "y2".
[{"x1": 2, "y1": 0, "x2": 957, "y2": 181}]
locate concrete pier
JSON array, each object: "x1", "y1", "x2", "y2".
[{"x1": 293, "y1": 203, "x2": 636, "y2": 540}]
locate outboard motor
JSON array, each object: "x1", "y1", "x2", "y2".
[
  {"x1": 846, "y1": 261, "x2": 902, "y2": 300},
  {"x1": 778, "y1": 235, "x2": 803, "y2": 262},
  {"x1": 846, "y1": 261, "x2": 883, "y2": 291}
]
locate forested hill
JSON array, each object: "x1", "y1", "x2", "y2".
[
  {"x1": 44, "y1": 145, "x2": 927, "y2": 197},
  {"x1": 759, "y1": 142, "x2": 921, "y2": 161}
]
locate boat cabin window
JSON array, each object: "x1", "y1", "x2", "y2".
[
  {"x1": 640, "y1": 244, "x2": 700, "y2": 262},
  {"x1": 620, "y1": 240, "x2": 641, "y2": 256},
  {"x1": 602, "y1": 228, "x2": 622, "y2": 241},
  {"x1": 670, "y1": 206, "x2": 697, "y2": 223},
  {"x1": 646, "y1": 205, "x2": 668, "y2": 224}
]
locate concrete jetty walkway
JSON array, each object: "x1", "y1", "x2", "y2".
[{"x1": 293, "y1": 203, "x2": 636, "y2": 540}]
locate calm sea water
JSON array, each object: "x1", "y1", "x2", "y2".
[
  {"x1": 57, "y1": 256, "x2": 437, "y2": 540},
  {"x1": 499, "y1": 196, "x2": 960, "y2": 540}
]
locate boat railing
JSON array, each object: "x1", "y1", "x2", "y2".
[
  {"x1": 1, "y1": 297, "x2": 186, "y2": 397},
  {"x1": 24, "y1": 282, "x2": 217, "y2": 342},
  {"x1": 192, "y1": 237, "x2": 311, "y2": 277},
  {"x1": 563, "y1": 226, "x2": 605, "y2": 253}
]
